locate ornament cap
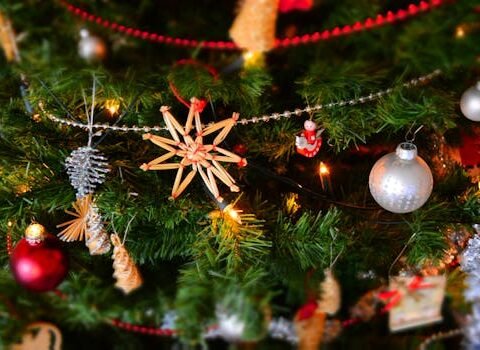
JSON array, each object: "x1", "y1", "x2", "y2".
[
  {"x1": 396, "y1": 142, "x2": 417, "y2": 160},
  {"x1": 25, "y1": 223, "x2": 47, "y2": 243},
  {"x1": 476, "y1": 81, "x2": 480, "y2": 91}
]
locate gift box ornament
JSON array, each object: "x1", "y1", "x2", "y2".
[{"x1": 379, "y1": 275, "x2": 446, "y2": 332}]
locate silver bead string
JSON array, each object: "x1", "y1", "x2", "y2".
[
  {"x1": 38, "y1": 69, "x2": 442, "y2": 133},
  {"x1": 417, "y1": 328, "x2": 462, "y2": 350}
]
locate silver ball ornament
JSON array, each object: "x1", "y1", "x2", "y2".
[
  {"x1": 369, "y1": 142, "x2": 433, "y2": 213},
  {"x1": 78, "y1": 29, "x2": 107, "y2": 62},
  {"x1": 460, "y1": 82, "x2": 480, "y2": 122}
]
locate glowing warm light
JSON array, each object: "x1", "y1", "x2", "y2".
[
  {"x1": 285, "y1": 193, "x2": 300, "y2": 215},
  {"x1": 223, "y1": 204, "x2": 242, "y2": 224},
  {"x1": 15, "y1": 183, "x2": 31, "y2": 195},
  {"x1": 242, "y1": 51, "x2": 265, "y2": 69},
  {"x1": 7, "y1": 221, "x2": 12, "y2": 227},
  {"x1": 104, "y1": 99, "x2": 120, "y2": 116},
  {"x1": 319, "y1": 162, "x2": 330, "y2": 175},
  {"x1": 455, "y1": 26, "x2": 466, "y2": 38},
  {"x1": 25, "y1": 223, "x2": 46, "y2": 241}
]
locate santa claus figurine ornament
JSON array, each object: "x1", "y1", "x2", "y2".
[{"x1": 296, "y1": 120, "x2": 324, "y2": 157}]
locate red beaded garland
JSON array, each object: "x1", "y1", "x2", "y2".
[{"x1": 59, "y1": 0, "x2": 446, "y2": 50}]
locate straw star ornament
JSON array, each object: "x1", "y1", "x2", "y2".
[{"x1": 140, "y1": 98, "x2": 247, "y2": 201}]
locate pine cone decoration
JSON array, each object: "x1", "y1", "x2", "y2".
[
  {"x1": 111, "y1": 234, "x2": 142, "y2": 294},
  {"x1": 85, "y1": 203, "x2": 111, "y2": 255},
  {"x1": 65, "y1": 146, "x2": 110, "y2": 198},
  {"x1": 229, "y1": 0, "x2": 279, "y2": 52},
  {"x1": 317, "y1": 269, "x2": 341, "y2": 315}
]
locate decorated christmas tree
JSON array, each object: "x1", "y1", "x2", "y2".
[{"x1": 0, "y1": 0, "x2": 479, "y2": 349}]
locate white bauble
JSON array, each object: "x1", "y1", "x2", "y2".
[
  {"x1": 369, "y1": 142, "x2": 433, "y2": 214},
  {"x1": 460, "y1": 82, "x2": 480, "y2": 122},
  {"x1": 78, "y1": 29, "x2": 107, "y2": 62}
]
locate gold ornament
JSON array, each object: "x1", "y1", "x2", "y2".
[
  {"x1": 111, "y1": 233, "x2": 143, "y2": 294},
  {"x1": 229, "y1": 0, "x2": 279, "y2": 52},
  {"x1": 317, "y1": 268, "x2": 341, "y2": 315},
  {"x1": 140, "y1": 98, "x2": 246, "y2": 201},
  {"x1": 0, "y1": 11, "x2": 19, "y2": 62},
  {"x1": 11, "y1": 322, "x2": 62, "y2": 350},
  {"x1": 57, "y1": 195, "x2": 111, "y2": 255},
  {"x1": 25, "y1": 223, "x2": 46, "y2": 241}
]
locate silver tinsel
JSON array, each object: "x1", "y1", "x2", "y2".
[
  {"x1": 85, "y1": 202, "x2": 111, "y2": 255},
  {"x1": 461, "y1": 224, "x2": 480, "y2": 349},
  {"x1": 268, "y1": 317, "x2": 298, "y2": 344},
  {"x1": 204, "y1": 307, "x2": 246, "y2": 342},
  {"x1": 65, "y1": 146, "x2": 110, "y2": 198}
]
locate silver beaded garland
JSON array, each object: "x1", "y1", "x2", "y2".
[
  {"x1": 369, "y1": 142, "x2": 433, "y2": 213},
  {"x1": 78, "y1": 29, "x2": 107, "y2": 62}
]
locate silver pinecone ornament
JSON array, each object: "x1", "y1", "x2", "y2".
[{"x1": 65, "y1": 146, "x2": 110, "y2": 198}]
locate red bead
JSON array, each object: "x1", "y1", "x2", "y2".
[
  {"x1": 376, "y1": 14, "x2": 384, "y2": 25},
  {"x1": 342, "y1": 25, "x2": 352, "y2": 34},
  {"x1": 408, "y1": 4, "x2": 419, "y2": 14},
  {"x1": 10, "y1": 234, "x2": 69, "y2": 292},
  {"x1": 365, "y1": 18, "x2": 374, "y2": 28},
  {"x1": 396, "y1": 9, "x2": 407, "y2": 19},
  {"x1": 233, "y1": 143, "x2": 247, "y2": 156},
  {"x1": 419, "y1": 1, "x2": 430, "y2": 10},
  {"x1": 320, "y1": 30, "x2": 330, "y2": 39},
  {"x1": 386, "y1": 11, "x2": 395, "y2": 22},
  {"x1": 332, "y1": 27, "x2": 341, "y2": 36},
  {"x1": 353, "y1": 22, "x2": 363, "y2": 31}
]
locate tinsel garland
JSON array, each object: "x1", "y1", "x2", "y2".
[{"x1": 460, "y1": 224, "x2": 480, "y2": 348}]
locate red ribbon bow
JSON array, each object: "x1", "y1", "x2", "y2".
[{"x1": 377, "y1": 276, "x2": 435, "y2": 311}]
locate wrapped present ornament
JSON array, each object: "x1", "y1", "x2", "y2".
[{"x1": 379, "y1": 275, "x2": 446, "y2": 332}]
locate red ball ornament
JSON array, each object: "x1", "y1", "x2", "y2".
[{"x1": 10, "y1": 224, "x2": 69, "y2": 292}]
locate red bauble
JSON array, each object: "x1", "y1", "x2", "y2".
[{"x1": 10, "y1": 226, "x2": 69, "y2": 292}]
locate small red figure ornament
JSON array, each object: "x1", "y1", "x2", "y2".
[
  {"x1": 296, "y1": 120, "x2": 323, "y2": 157},
  {"x1": 10, "y1": 223, "x2": 69, "y2": 292}
]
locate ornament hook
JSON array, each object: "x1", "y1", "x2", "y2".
[{"x1": 404, "y1": 124, "x2": 424, "y2": 143}]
